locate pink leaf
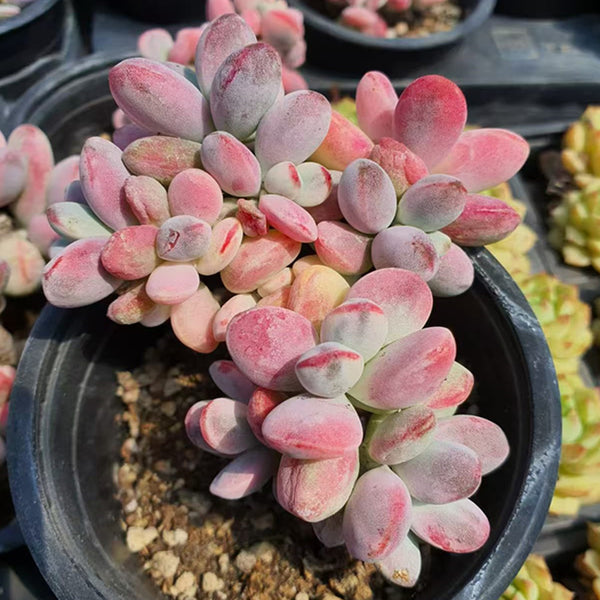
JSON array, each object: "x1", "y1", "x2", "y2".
[
  {"x1": 425, "y1": 361, "x2": 474, "y2": 410},
  {"x1": 145, "y1": 263, "x2": 199, "y2": 305},
  {"x1": 247, "y1": 387, "x2": 286, "y2": 443},
  {"x1": 156, "y1": 216, "x2": 211, "y2": 262},
  {"x1": 259, "y1": 194, "x2": 318, "y2": 243},
  {"x1": 138, "y1": 28, "x2": 173, "y2": 61},
  {"x1": 377, "y1": 535, "x2": 421, "y2": 588},
  {"x1": 124, "y1": 175, "x2": 170, "y2": 226},
  {"x1": 212, "y1": 295, "x2": 257, "y2": 342},
  {"x1": 100, "y1": 225, "x2": 159, "y2": 280},
  {"x1": 194, "y1": 217, "x2": 243, "y2": 276},
  {"x1": 107, "y1": 282, "x2": 155, "y2": 325},
  {"x1": 315, "y1": 220, "x2": 372, "y2": 276},
  {"x1": 356, "y1": 71, "x2": 397, "y2": 143},
  {"x1": 426, "y1": 243, "x2": 474, "y2": 297}
]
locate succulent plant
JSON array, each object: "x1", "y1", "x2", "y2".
[
  {"x1": 576, "y1": 521, "x2": 600, "y2": 599},
  {"x1": 502, "y1": 554, "x2": 574, "y2": 600},
  {"x1": 186, "y1": 269, "x2": 509, "y2": 588},
  {"x1": 562, "y1": 106, "x2": 600, "y2": 190},
  {"x1": 138, "y1": 0, "x2": 308, "y2": 94}
]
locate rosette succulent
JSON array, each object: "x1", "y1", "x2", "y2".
[
  {"x1": 576, "y1": 522, "x2": 600, "y2": 599},
  {"x1": 562, "y1": 105, "x2": 600, "y2": 190},
  {"x1": 502, "y1": 554, "x2": 574, "y2": 600},
  {"x1": 186, "y1": 268, "x2": 509, "y2": 588}
]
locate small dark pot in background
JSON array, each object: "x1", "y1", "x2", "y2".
[
  {"x1": 495, "y1": 0, "x2": 598, "y2": 19},
  {"x1": 104, "y1": 0, "x2": 206, "y2": 24}
]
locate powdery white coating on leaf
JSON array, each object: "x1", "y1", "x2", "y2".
[
  {"x1": 313, "y1": 511, "x2": 345, "y2": 548},
  {"x1": 356, "y1": 71, "x2": 397, "y2": 143},
  {"x1": 247, "y1": 387, "x2": 286, "y2": 443},
  {"x1": 200, "y1": 397, "x2": 258, "y2": 455},
  {"x1": 101, "y1": 225, "x2": 159, "y2": 280},
  {"x1": 170, "y1": 283, "x2": 220, "y2": 352},
  {"x1": 226, "y1": 306, "x2": 318, "y2": 391},
  {"x1": 1, "y1": 234, "x2": 45, "y2": 296},
  {"x1": 368, "y1": 405, "x2": 436, "y2": 465},
  {"x1": 306, "y1": 171, "x2": 344, "y2": 223},
  {"x1": 434, "y1": 415, "x2": 510, "y2": 475},
  {"x1": 212, "y1": 294, "x2": 257, "y2": 342},
  {"x1": 277, "y1": 450, "x2": 359, "y2": 522},
  {"x1": 138, "y1": 28, "x2": 174, "y2": 61},
  {"x1": 140, "y1": 303, "x2": 171, "y2": 327},
  {"x1": 338, "y1": 158, "x2": 396, "y2": 234},
  {"x1": 427, "y1": 231, "x2": 452, "y2": 257},
  {"x1": 371, "y1": 226, "x2": 440, "y2": 281},
  {"x1": 343, "y1": 465, "x2": 412, "y2": 562},
  {"x1": 346, "y1": 268, "x2": 433, "y2": 344},
  {"x1": 255, "y1": 90, "x2": 332, "y2": 171},
  {"x1": 167, "y1": 168, "x2": 224, "y2": 225},
  {"x1": 424, "y1": 361, "x2": 474, "y2": 410},
  {"x1": 210, "y1": 446, "x2": 279, "y2": 499},
  {"x1": 200, "y1": 131, "x2": 262, "y2": 197},
  {"x1": 0, "y1": 148, "x2": 27, "y2": 207},
  {"x1": 209, "y1": 360, "x2": 257, "y2": 403},
  {"x1": 195, "y1": 217, "x2": 243, "y2": 276},
  {"x1": 47, "y1": 202, "x2": 113, "y2": 240},
  {"x1": 237, "y1": 199, "x2": 268, "y2": 237},
  {"x1": 396, "y1": 174, "x2": 467, "y2": 232},
  {"x1": 287, "y1": 265, "x2": 349, "y2": 333},
  {"x1": 195, "y1": 14, "x2": 257, "y2": 96},
  {"x1": 124, "y1": 176, "x2": 170, "y2": 227},
  {"x1": 411, "y1": 498, "x2": 490, "y2": 553},
  {"x1": 210, "y1": 43, "x2": 282, "y2": 141},
  {"x1": 42, "y1": 237, "x2": 121, "y2": 308},
  {"x1": 264, "y1": 162, "x2": 302, "y2": 201},
  {"x1": 350, "y1": 327, "x2": 456, "y2": 411},
  {"x1": 311, "y1": 111, "x2": 374, "y2": 171},
  {"x1": 257, "y1": 267, "x2": 293, "y2": 297},
  {"x1": 294, "y1": 163, "x2": 332, "y2": 208},
  {"x1": 393, "y1": 75, "x2": 467, "y2": 170},
  {"x1": 221, "y1": 230, "x2": 301, "y2": 293},
  {"x1": 109, "y1": 58, "x2": 212, "y2": 142},
  {"x1": 259, "y1": 194, "x2": 318, "y2": 243},
  {"x1": 376, "y1": 535, "x2": 421, "y2": 588},
  {"x1": 260, "y1": 8, "x2": 305, "y2": 69},
  {"x1": 7, "y1": 125, "x2": 54, "y2": 226},
  {"x1": 315, "y1": 221, "x2": 373, "y2": 276},
  {"x1": 46, "y1": 155, "x2": 80, "y2": 206},
  {"x1": 256, "y1": 285, "x2": 291, "y2": 308},
  {"x1": 295, "y1": 343, "x2": 364, "y2": 398},
  {"x1": 107, "y1": 282, "x2": 155, "y2": 325},
  {"x1": 185, "y1": 401, "x2": 221, "y2": 454},
  {"x1": 122, "y1": 136, "x2": 202, "y2": 186},
  {"x1": 426, "y1": 243, "x2": 474, "y2": 297},
  {"x1": 320, "y1": 298, "x2": 388, "y2": 361},
  {"x1": 393, "y1": 439, "x2": 482, "y2": 504},
  {"x1": 441, "y1": 194, "x2": 522, "y2": 247},
  {"x1": 156, "y1": 216, "x2": 212, "y2": 262},
  {"x1": 432, "y1": 128, "x2": 530, "y2": 193},
  {"x1": 145, "y1": 263, "x2": 199, "y2": 305}
]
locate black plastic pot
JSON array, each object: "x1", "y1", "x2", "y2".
[
  {"x1": 103, "y1": 0, "x2": 206, "y2": 24},
  {"x1": 288, "y1": 0, "x2": 496, "y2": 75},
  {"x1": 495, "y1": 0, "x2": 598, "y2": 19},
  {"x1": 7, "y1": 248, "x2": 560, "y2": 600}
]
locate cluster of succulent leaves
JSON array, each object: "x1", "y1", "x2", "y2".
[
  {"x1": 0, "y1": 0, "x2": 35, "y2": 19},
  {"x1": 138, "y1": 0, "x2": 308, "y2": 93},
  {"x1": 576, "y1": 521, "x2": 600, "y2": 599},
  {"x1": 502, "y1": 554, "x2": 574, "y2": 600}
]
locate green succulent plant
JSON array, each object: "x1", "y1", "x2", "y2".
[
  {"x1": 562, "y1": 106, "x2": 600, "y2": 189},
  {"x1": 576, "y1": 522, "x2": 600, "y2": 599}
]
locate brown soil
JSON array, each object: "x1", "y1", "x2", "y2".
[{"x1": 115, "y1": 335, "x2": 406, "y2": 600}]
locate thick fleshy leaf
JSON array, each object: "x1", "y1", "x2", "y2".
[
  {"x1": 42, "y1": 238, "x2": 121, "y2": 308},
  {"x1": 27, "y1": 214, "x2": 59, "y2": 255},
  {"x1": 377, "y1": 535, "x2": 421, "y2": 588},
  {"x1": 107, "y1": 282, "x2": 155, "y2": 325},
  {"x1": 264, "y1": 161, "x2": 302, "y2": 201},
  {"x1": 259, "y1": 194, "x2": 318, "y2": 243},
  {"x1": 47, "y1": 202, "x2": 112, "y2": 240},
  {"x1": 226, "y1": 306, "x2": 317, "y2": 391},
  {"x1": 122, "y1": 136, "x2": 202, "y2": 185},
  {"x1": 167, "y1": 168, "x2": 223, "y2": 224},
  {"x1": 313, "y1": 512, "x2": 345, "y2": 548},
  {"x1": 434, "y1": 415, "x2": 509, "y2": 475},
  {"x1": 347, "y1": 268, "x2": 433, "y2": 343},
  {"x1": 411, "y1": 499, "x2": 490, "y2": 553},
  {"x1": 314, "y1": 221, "x2": 372, "y2": 276},
  {"x1": 260, "y1": 8, "x2": 305, "y2": 68},
  {"x1": 221, "y1": 230, "x2": 301, "y2": 293},
  {"x1": 109, "y1": 58, "x2": 212, "y2": 142},
  {"x1": 371, "y1": 226, "x2": 440, "y2": 281},
  {"x1": 210, "y1": 447, "x2": 279, "y2": 499},
  {"x1": 212, "y1": 294, "x2": 257, "y2": 342},
  {"x1": 282, "y1": 66, "x2": 308, "y2": 93},
  {"x1": 306, "y1": 172, "x2": 344, "y2": 223},
  {"x1": 145, "y1": 263, "x2": 199, "y2": 305},
  {"x1": 210, "y1": 43, "x2": 282, "y2": 140},
  {"x1": 370, "y1": 137, "x2": 428, "y2": 196},
  {"x1": 194, "y1": 217, "x2": 243, "y2": 276},
  {"x1": 200, "y1": 397, "x2": 258, "y2": 455},
  {"x1": 257, "y1": 267, "x2": 293, "y2": 297},
  {"x1": 209, "y1": 359, "x2": 256, "y2": 403},
  {"x1": 425, "y1": 361, "x2": 474, "y2": 410},
  {"x1": 356, "y1": 71, "x2": 397, "y2": 143},
  {"x1": 393, "y1": 440, "x2": 482, "y2": 504},
  {"x1": 0, "y1": 147, "x2": 27, "y2": 207},
  {"x1": 368, "y1": 405, "x2": 436, "y2": 465},
  {"x1": 287, "y1": 265, "x2": 349, "y2": 333},
  {"x1": 200, "y1": 131, "x2": 261, "y2": 197},
  {"x1": 236, "y1": 199, "x2": 268, "y2": 237},
  {"x1": 277, "y1": 451, "x2": 359, "y2": 522},
  {"x1": 256, "y1": 285, "x2": 291, "y2": 308},
  {"x1": 338, "y1": 158, "x2": 396, "y2": 234},
  {"x1": 255, "y1": 90, "x2": 332, "y2": 171},
  {"x1": 340, "y1": 6, "x2": 387, "y2": 36},
  {"x1": 64, "y1": 180, "x2": 86, "y2": 204},
  {"x1": 343, "y1": 465, "x2": 412, "y2": 562},
  {"x1": 206, "y1": 0, "x2": 235, "y2": 24},
  {"x1": 0, "y1": 233, "x2": 45, "y2": 296},
  {"x1": 295, "y1": 162, "x2": 332, "y2": 207},
  {"x1": 310, "y1": 111, "x2": 374, "y2": 171},
  {"x1": 46, "y1": 155, "x2": 80, "y2": 206},
  {"x1": 185, "y1": 401, "x2": 227, "y2": 455},
  {"x1": 195, "y1": 14, "x2": 257, "y2": 96},
  {"x1": 171, "y1": 283, "x2": 220, "y2": 352},
  {"x1": 124, "y1": 175, "x2": 170, "y2": 226},
  {"x1": 80, "y1": 137, "x2": 136, "y2": 230},
  {"x1": 441, "y1": 194, "x2": 521, "y2": 246},
  {"x1": 156, "y1": 216, "x2": 211, "y2": 262},
  {"x1": 393, "y1": 75, "x2": 467, "y2": 169},
  {"x1": 7, "y1": 125, "x2": 54, "y2": 225},
  {"x1": 247, "y1": 387, "x2": 286, "y2": 444},
  {"x1": 295, "y1": 343, "x2": 364, "y2": 398},
  {"x1": 101, "y1": 225, "x2": 159, "y2": 279},
  {"x1": 138, "y1": 28, "x2": 173, "y2": 61},
  {"x1": 320, "y1": 298, "x2": 387, "y2": 361},
  {"x1": 167, "y1": 27, "x2": 206, "y2": 65},
  {"x1": 397, "y1": 174, "x2": 467, "y2": 232},
  {"x1": 112, "y1": 123, "x2": 153, "y2": 151},
  {"x1": 263, "y1": 393, "x2": 362, "y2": 458},
  {"x1": 432, "y1": 129, "x2": 530, "y2": 192},
  {"x1": 426, "y1": 243, "x2": 474, "y2": 297},
  {"x1": 141, "y1": 304, "x2": 171, "y2": 327},
  {"x1": 350, "y1": 327, "x2": 456, "y2": 411}
]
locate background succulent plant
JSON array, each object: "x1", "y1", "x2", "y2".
[
  {"x1": 576, "y1": 521, "x2": 600, "y2": 599},
  {"x1": 502, "y1": 554, "x2": 574, "y2": 600}
]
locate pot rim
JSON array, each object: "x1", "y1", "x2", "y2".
[{"x1": 0, "y1": 0, "x2": 62, "y2": 37}]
